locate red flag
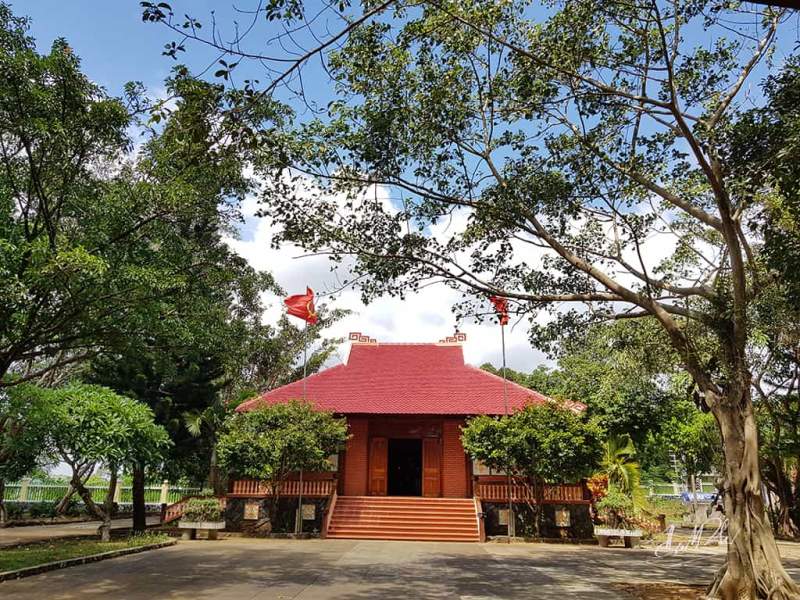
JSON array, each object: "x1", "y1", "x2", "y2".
[
  {"x1": 489, "y1": 295, "x2": 509, "y2": 326},
  {"x1": 284, "y1": 287, "x2": 319, "y2": 324}
]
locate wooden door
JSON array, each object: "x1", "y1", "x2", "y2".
[
  {"x1": 422, "y1": 437, "x2": 441, "y2": 497},
  {"x1": 369, "y1": 437, "x2": 388, "y2": 496}
]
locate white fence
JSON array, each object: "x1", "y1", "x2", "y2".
[{"x1": 4, "y1": 479, "x2": 200, "y2": 505}]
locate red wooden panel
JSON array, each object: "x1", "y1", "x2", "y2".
[
  {"x1": 422, "y1": 438, "x2": 441, "y2": 497},
  {"x1": 369, "y1": 437, "x2": 388, "y2": 496}
]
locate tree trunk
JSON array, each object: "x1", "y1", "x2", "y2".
[
  {"x1": 55, "y1": 485, "x2": 77, "y2": 515},
  {"x1": 132, "y1": 463, "x2": 146, "y2": 533},
  {"x1": 208, "y1": 444, "x2": 223, "y2": 495},
  {"x1": 0, "y1": 479, "x2": 6, "y2": 527},
  {"x1": 71, "y1": 475, "x2": 109, "y2": 541},
  {"x1": 104, "y1": 466, "x2": 118, "y2": 519},
  {"x1": 707, "y1": 389, "x2": 800, "y2": 599}
]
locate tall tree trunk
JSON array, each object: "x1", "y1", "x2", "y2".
[
  {"x1": 208, "y1": 443, "x2": 222, "y2": 495},
  {"x1": 707, "y1": 388, "x2": 800, "y2": 599},
  {"x1": 132, "y1": 463, "x2": 146, "y2": 533},
  {"x1": 0, "y1": 479, "x2": 6, "y2": 527}
]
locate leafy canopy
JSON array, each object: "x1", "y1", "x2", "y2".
[
  {"x1": 48, "y1": 383, "x2": 171, "y2": 471},
  {"x1": 461, "y1": 403, "x2": 603, "y2": 483},
  {"x1": 217, "y1": 401, "x2": 349, "y2": 482}
]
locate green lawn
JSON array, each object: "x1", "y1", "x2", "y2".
[{"x1": 0, "y1": 534, "x2": 171, "y2": 573}]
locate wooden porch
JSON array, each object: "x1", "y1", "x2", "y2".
[
  {"x1": 228, "y1": 474, "x2": 337, "y2": 498},
  {"x1": 473, "y1": 476, "x2": 591, "y2": 504}
]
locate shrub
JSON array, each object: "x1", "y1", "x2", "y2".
[
  {"x1": 182, "y1": 497, "x2": 222, "y2": 522},
  {"x1": 595, "y1": 487, "x2": 635, "y2": 529},
  {"x1": 6, "y1": 503, "x2": 25, "y2": 520},
  {"x1": 28, "y1": 502, "x2": 58, "y2": 519},
  {"x1": 61, "y1": 498, "x2": 81, "y2": 517}
]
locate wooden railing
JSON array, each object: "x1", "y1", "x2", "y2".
[
  {"x1": 229, "y1": 478, "x2": 336, "y2": 498},
  {"x1": 162, "y1": 495, "x2": 227, "y2": 524},
  {"x1": 321, "y1": 490, "x2": 338, "y2": 538},
  {"x1": 474, "y1": 479, "x2": 587, "y2": 504}
]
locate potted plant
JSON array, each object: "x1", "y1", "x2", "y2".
[{"x1": 179, "y1": 495, "x2": 225, "y2": 540}]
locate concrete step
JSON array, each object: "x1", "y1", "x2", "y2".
[
  {"x1": 328, "y1": 495, "x2": 480, "y2": 542},
  {"x1": 328, "y1": 523, "x2": 479, "y2": 534},
  {"x1": 327, "y1": 531, "x2": 480, "y2": 542},
  {"x1": 330, "y1": 512, "x2": 476, "y2": 523}
]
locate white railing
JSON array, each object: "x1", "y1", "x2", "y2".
[{"x1": 4, "y1": 479, "x2": 201, "y2": 505}]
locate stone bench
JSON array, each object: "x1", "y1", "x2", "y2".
[
  {"x1": 178, "y1": 521, "x2": 226, "y2": 540},
  {"x1": 594, "y1": 527, "x2": 643, "y2": 548}
]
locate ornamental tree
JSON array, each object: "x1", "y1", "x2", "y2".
[
  {"x1": 146, "y1": 0, "x2": 798, "y2": 594},
  {"x1": 462, "y1": 403, "x2": 602, "y2": 535},
  {"x1": 216, "y1": 401, "x2": 348, "y2": 530},
  {"x1": 462, "y1": 404, "x2": 603, "y2": 484},
  {"x1": 0, "y1": 384, "x2": 54, "y2": 524},
  {"x1": 48, "y1": 383, "x2": 171, "y2": 541}
]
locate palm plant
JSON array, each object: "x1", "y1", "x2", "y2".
[{"x1": 600, "y1": 434, "x2": 642, "y2": 497}]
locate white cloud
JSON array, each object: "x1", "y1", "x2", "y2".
[{"x1": 225, "y1": 187, "x2": 552, "y2": 374}]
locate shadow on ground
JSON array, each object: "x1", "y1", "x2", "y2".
[{"x1": 2, "y1": 538, "x2": 799, "y2": 600}]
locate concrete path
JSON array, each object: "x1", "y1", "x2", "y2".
[
  {"x1": 3, "y1": 538, "x2": 800, "y2": 599},
  {"x1": 0, "y1": 517, "x2": 162, "y2": 548}
]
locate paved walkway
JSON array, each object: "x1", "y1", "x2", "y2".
[
  {"x1": 3, "y1": 538, "x2": 800, "y2": 599},
  {"x1": 0, "y1": 517, "x2": 162, "y2": 548}
]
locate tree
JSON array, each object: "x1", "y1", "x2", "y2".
[
  {"x1": 147, "y1": 1, "x2": 798, "y2": 594},
  {"x1": 656, "y1": 398, "x2": 720, "y2": 509},
  {"x1": 462, "y1": 404, "x2": 602, "y2": 483},
  {"x1": 47, "y1": 383, "x2": 171, "y2": 540},
  {"x1": 485, "y1": 321, "x2": 678, "y2": 448},
  {"x1": 721, "y1": 55, "x2": 800, "y2": 539},
  {"x1": 462, "y1": 403, "x2": 602, "y2": 535},
  {"x1": 0, "y1": 384, "x2": 53, "y2": 524},
  {"x1": 0, "y1": 4, "x2": 276, "y2": 389},
  {"x1": 216, "y1": 401, "x2": 348, "y2": 531}
]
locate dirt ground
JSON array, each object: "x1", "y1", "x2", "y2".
[{"x1": 616, "y1": 582, "x2": 706, "y2": 599}]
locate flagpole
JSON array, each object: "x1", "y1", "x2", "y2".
[
  {"x1": 297, "y1": 321, "x2": 307, "y2": 536},
  {"x1": 501, "y1": 322, "x2": 515, "y2": 541}
]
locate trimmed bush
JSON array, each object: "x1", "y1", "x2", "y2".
[{"x1": 183, "y1": 497, "x2": 222, "y2": 522}]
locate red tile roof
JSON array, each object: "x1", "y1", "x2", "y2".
[{"x1": 237, "y1": 341, "x2": 583, "y2": 415}]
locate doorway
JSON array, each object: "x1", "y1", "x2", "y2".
[{"x1": 387, "y1": 438, "x2": 422, "y2": 496}]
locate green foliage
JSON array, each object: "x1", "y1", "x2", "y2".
[
  {"x1": 0, "y1": 384, "x2": 54, "y2": 483},
  {"x1": 599, "y1": 435, "x2": 642, "y2": 498},
  {"x1": 0, "y1": 3, "x2": 277, "y2": 390},
  {"x1": 48, "y1": 383, "x2": 171, "y2": 471},
  {"x1": 595, "y1": 486, "x2": 635, "y2": 529},
  {"x1": 462, "y1": 403, "x2": 603, "y2": 483},
  {"x1": 654, "y1": 399, "x2": 719, "y2": 480},
  {"x1": 484, "y1": 321, "x2": 683, "y2": 450},
  {"x1": 182, "y1": 497, "x2": 222, "y2": 522},
  {"x1": 217, "y1": 401, "x2": 348, "y2": 485}
]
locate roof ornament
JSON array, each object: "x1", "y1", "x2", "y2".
[
  {"x1": 438, "y1": 332, "x2": 467, "y2": 345},
  {"x1": 349, "y1": 331, "x2": 377, "y2": 344}
]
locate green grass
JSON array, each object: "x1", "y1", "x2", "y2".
[{"x1": 0, "y1": 533, "x2": 171, "y2": 573}]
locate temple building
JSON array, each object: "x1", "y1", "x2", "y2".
[{"x1": 224, "y1": 332, "x2": 592, "y2": 541}]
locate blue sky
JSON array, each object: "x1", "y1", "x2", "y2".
[
  {"x1": 16, "y1": 1, "x2": 552, "y2": 372},
  {"x1": 15, "y1": 2, "x2": 800, "y2": 376}
]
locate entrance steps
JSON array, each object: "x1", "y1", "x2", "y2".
[{"x1": 326, "y1": 496, "x2": 480, "y2": 542}]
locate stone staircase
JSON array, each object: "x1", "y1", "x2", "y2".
[{"x1": 326, "y1": 496, "x2": 480, "y2": 542}]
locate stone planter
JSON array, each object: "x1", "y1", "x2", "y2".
[
  {"x1": 178, "y1": 520, "x2": 226, "y2": 540},
  {"x1": 593, "y1": 526, "x2": 643, "y2": 548}
]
